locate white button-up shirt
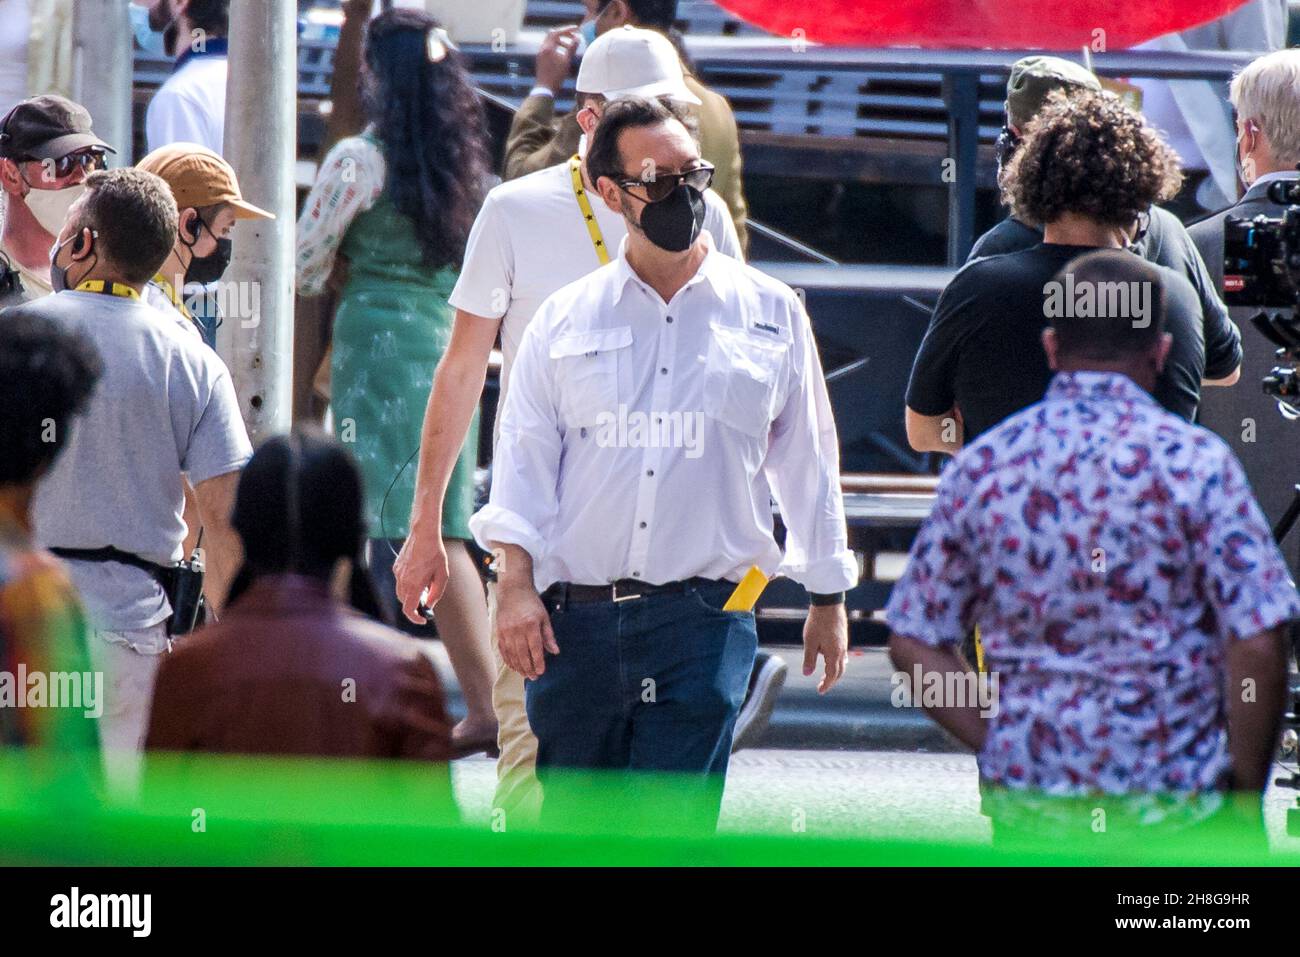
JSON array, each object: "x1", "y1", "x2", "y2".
[{"x1": 469, "y1": 235, "x2": 858, "y2": 595}]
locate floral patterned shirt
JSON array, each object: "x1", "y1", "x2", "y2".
[
  {"x1": 886, "y1": 371, "x2": 1300, "y2": 796},
  {"x1": 294, "y1": 134, "x2": 387, "y2": 297}
]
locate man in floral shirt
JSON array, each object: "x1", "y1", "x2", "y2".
[{"x1": 888, "y1": 250, "x2": 1298, "y2": 832}]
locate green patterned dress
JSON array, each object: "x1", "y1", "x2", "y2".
[{"x1": 330, "y1": 158, "x2": 479, "y2": 542}]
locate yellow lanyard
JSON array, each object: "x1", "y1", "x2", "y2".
[
  {"x1": 569, "y1": 155, "x2": 610, "y2": 266},
  {"x1": 151, "y1": 273, "x2": 198, "y2": 326},
  {"x1": 75, "y1": 279, "x2": 140, "y2": 300}
]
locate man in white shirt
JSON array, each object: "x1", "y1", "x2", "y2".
[
  {"x1": 470, "y1": 97, "x2": 855, "y2": 826},
  {"x1": 393, "y1": 27, "x2": 741, "y2": 823},
  {"x1": 143, "y1": 0, "x2": 229, "y2": 154}
]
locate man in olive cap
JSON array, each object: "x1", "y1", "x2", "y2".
[
  {"x1": 968, "y1": 55, "x2": 1230, "y2": 362},
  {"x1": 973, "y1": 56, "x2": 1101, "y2": 259},
  {"x1": 0, "y1": 95, "x2": 113, "y2": 303}
]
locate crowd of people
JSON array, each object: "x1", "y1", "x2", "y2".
[{"x1": 0, "y1": 0, "x2": 1298, "y2": 841}]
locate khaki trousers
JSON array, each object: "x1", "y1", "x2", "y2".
[{"x1": 487, "y1": 582, "x2": 543, "y2": 825}]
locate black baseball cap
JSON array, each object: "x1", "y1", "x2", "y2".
[{"x1": 0, "y1": 95, "x2": 115, "y2": 162}]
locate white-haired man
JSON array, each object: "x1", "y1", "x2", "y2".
[{"x1": 1191, "y1": 48, "x2": 1300, "y2": 552}]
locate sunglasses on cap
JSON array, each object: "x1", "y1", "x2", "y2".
[
  {"x1": 22, "y1": 148, "x2": 107, "y2": 180},
  {"x1": 616, "y1": 163, "x2": 715, "y2": 203}
]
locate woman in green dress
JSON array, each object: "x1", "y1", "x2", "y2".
[{"x1": 295, "y1": 8, "x2": 496, "y2": 755}]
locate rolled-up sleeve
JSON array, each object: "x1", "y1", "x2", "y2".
[
  {"x1": 468, "y1": 309, "x2": 563, "y2": 571},
  {"x1": 764, "y1": 294, "x2": 858, "y2": 594},
  {"x1": 294, "y1": 137, "x2": 385, "y2": 297}
]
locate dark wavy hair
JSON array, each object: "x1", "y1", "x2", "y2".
[
  {"x1": 361, "y1": 8, "x2": 490, "y2": 271},
  {"x1": 1002, "y1": 89, "x2": 1183, "y2": 229}
]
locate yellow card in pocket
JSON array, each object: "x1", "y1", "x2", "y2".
[{"x1": 723, "y1": 565, "x2": 769, "y2": 612}]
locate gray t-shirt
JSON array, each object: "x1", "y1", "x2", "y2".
[{"x1": 28, "y1": 289, "x2": 252, "y2": 632}]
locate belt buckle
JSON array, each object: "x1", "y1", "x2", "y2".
[{"x1": 611, "y1": 581, "x2": 643, "y2": 603}]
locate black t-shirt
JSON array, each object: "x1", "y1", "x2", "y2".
[
  {"x1": 906, "y1": 242, "x2": 1241, "y2": 443},
  {"x1": 968, "y1": 210, "x2": 1234, "y2": 346}
]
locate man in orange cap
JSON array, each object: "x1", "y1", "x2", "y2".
[{"x1": 136, "y1": 141, "x2": 273, "y2": 341}]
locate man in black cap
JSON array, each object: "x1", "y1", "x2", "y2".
[{"x1": 0, "y1": 94, "x2": 113, "y2": 304}]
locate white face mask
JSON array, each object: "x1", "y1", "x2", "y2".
[
  {"x1": 1236, "y1": 121, "x2": 1258, "y2": 189},
  {"x1": 22, "y1": 182, "x2": 86, "y2": 238}
]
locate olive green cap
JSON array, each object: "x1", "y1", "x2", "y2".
[{"x1": 1005, "y1": 55, "x2": 1102, "y2": 131}]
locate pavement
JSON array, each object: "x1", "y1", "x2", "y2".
[{"x1": 425, "y1": 642, "x2": 1300, "y2": 850}]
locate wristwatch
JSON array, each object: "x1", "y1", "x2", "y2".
[{"x1": 809, "y1": 591, "x2": 846, "y2": 607}]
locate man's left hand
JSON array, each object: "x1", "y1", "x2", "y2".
[{"x1": 803, "y1": 602, "x2": 848, "y2": 694}]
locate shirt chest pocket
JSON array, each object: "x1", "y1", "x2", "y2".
[
  {"x1": 702, "y1": 322, "x2": 789, "y2": 437},
  {"x1": 549, "y1": 326, "x2": 633, "y2": 428}
]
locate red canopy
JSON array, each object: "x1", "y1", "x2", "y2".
[{"x1": 712, "y1": 0, "x2": 1251, "y2": 49}]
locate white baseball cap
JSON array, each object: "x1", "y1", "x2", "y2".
[{"x1": 576, "y1": 26, "x2": 702, "y2": 106}]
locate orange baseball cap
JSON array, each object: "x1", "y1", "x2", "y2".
[{"x1": 137, "y1": 142, "x2": 274, "y2": 220}]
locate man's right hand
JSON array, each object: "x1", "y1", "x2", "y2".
[
  {"x1": 535, "y1": 26, "x2": 580, "y2": 95},
  {"x1": 394, "y1": 528, "x2": 448, "y2": 625},
  {"x1": 496, "y1": 581, "x2": 559, "y2": 680}
]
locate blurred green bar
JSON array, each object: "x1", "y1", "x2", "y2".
[{"x1": 2, "y1": 751, "x2": 1295, "y2": 866}]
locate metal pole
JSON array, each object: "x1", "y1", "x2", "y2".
[
  {"x1": 942, "y1": 72, "x2": 980, "y2": 267},
  {"x1": 218, "y1": 0, "x2": 297, "y2": 441},
  {"x1": 72, "y1": 0, "x2": 133, "y2": 163}
]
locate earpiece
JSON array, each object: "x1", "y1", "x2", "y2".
[
  {"x1": 186, "y1": 215, "x2": 203, "y2": 241},
  {"x1": 72, "y1": 231, "x2": 86, "y2": 254}
]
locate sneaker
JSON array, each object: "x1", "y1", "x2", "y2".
[{"x1": 731, "y1": 650, "x2": 787, "y2": 752}]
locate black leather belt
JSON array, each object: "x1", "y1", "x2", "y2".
[{"x1": 542, "y1": 577, "x2": 724, "y2": 609}]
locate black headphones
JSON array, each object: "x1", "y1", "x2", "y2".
[{"x1": 71, "y1": 230, "x2": 87, "y2": 254}]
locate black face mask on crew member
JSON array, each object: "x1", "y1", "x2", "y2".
[
  {"x1": 637, "y1": 184, "x2": 707, "y2": 253},
  {"x1": 180, "y1": 216, "x2": 232, "y2": 285},
  {"x1": 187, "y1": 236, "x2": 232, "y2": 285}
]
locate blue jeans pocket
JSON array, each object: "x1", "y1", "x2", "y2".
[{"x1": 688, "y1": 581, "x2": 754, "y2": 618}]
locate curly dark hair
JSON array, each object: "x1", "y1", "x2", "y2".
[
  {"x1": 362, "y1": 8, "x2": 490, "y2": 271},
  {"x1": 1002, "y1": 89, "x2": 1183, "y2": 229}
]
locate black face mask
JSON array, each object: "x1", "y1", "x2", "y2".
[
  {"x1": 181, "y1": 215, "x2": 232, "y2": 285},
  {"x1": 638, "y1": 184, "x2": 706, "y2": 253},
  {"x1": 186, "y1": 237, "x2": 231, "y2": 285}
]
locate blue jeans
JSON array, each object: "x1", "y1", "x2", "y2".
[{"x1": 525, "y1": 579, "x2": 757, "y2": 828}]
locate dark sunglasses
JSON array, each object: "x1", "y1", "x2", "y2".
[
  {"x1": 24, "y1": 149, "x2": 107, "y2": 181},
  {"x1": 617, "y1": 163, "x2": 715, "y2": 203}
]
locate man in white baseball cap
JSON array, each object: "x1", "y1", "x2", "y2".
[
  {"x1": 505, "y1": 6, "x2": 749, "y2": 247},
  {"x1": 576, "y1": 25, "x2": 701, "y2": 105},
  {"x1": 392, "y1": 26, "x2": 745, "y2": 825}
]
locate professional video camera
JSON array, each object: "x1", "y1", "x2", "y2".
[{"x1": 1224, "y1": 177, "x2": 1300, "y2": 421}]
